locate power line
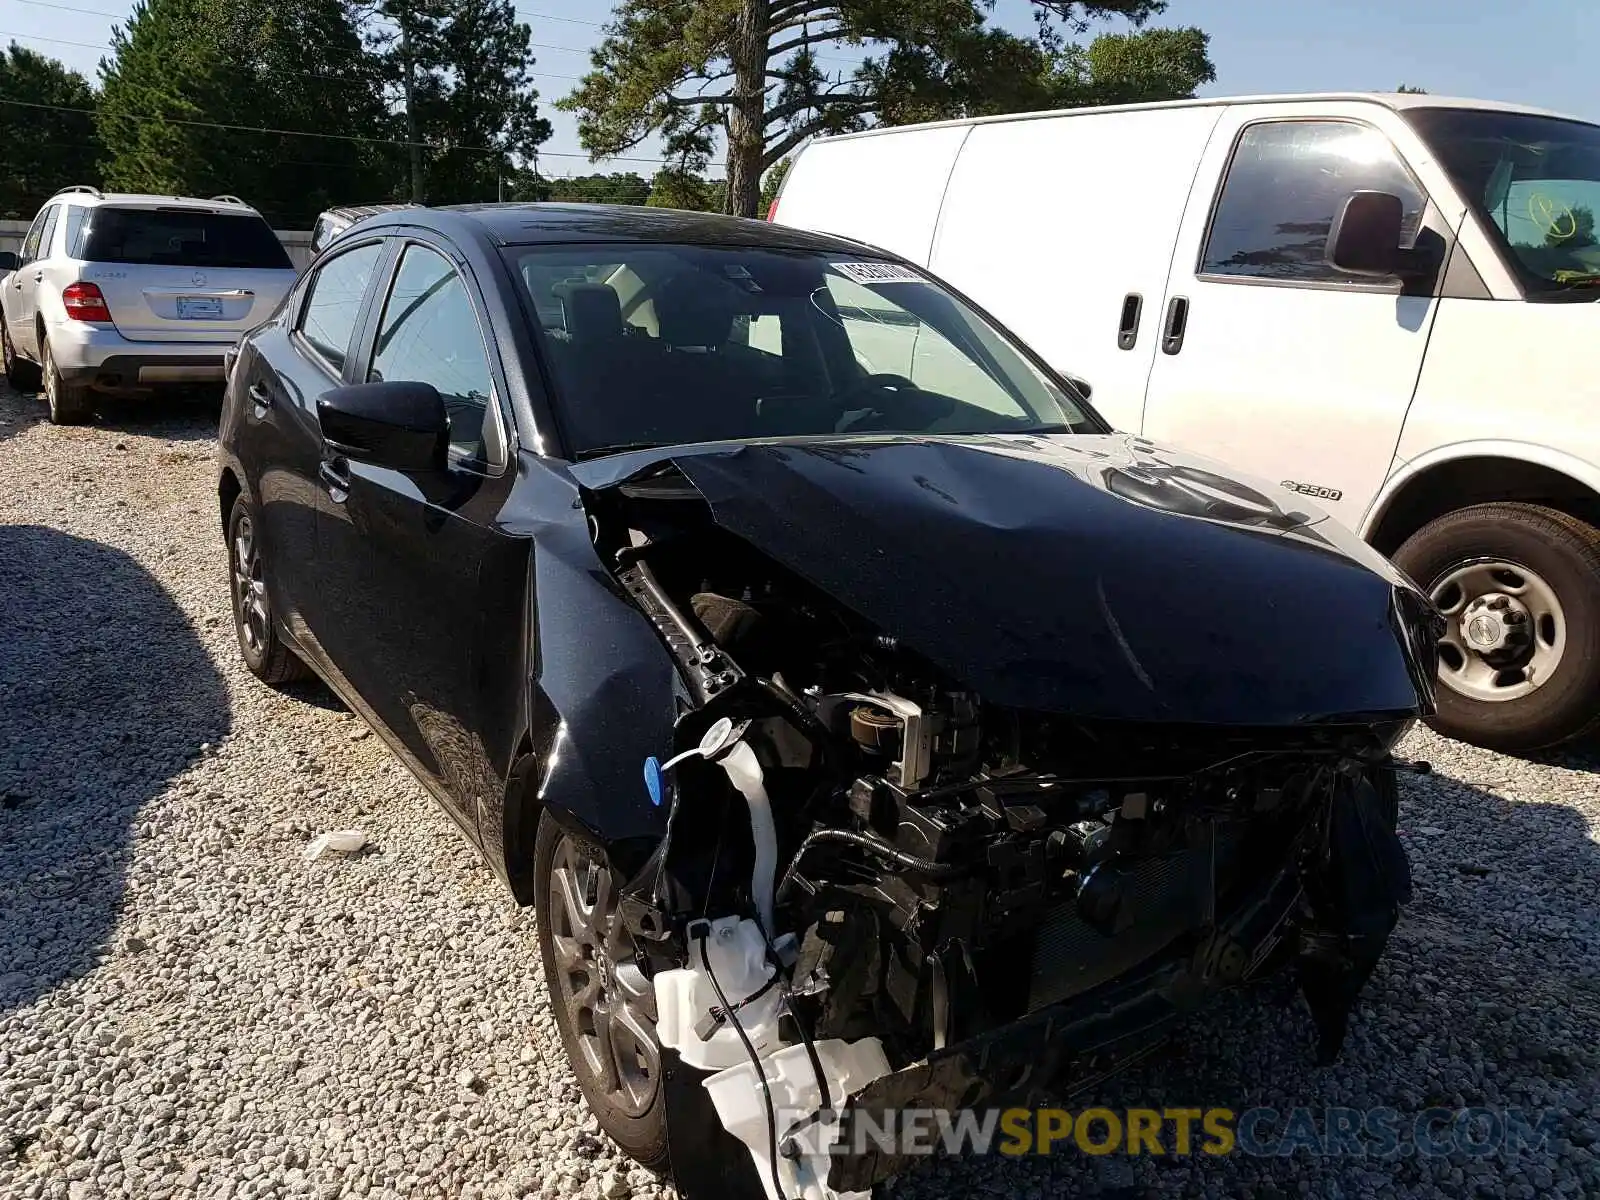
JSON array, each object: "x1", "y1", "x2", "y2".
[{"x1": 0, "y1": 96, "x2": 722, "y2": 166}]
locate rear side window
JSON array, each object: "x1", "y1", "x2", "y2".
[
  {"x1": 20, "y1": 208, "x2": 49, "y2": 263},
  {"x1": 298, "y1": 241, "x2": 383, "y2": 373},
  {"x1": 78, "y1": 207, "x2": 293, "y2": 270},
  {"x1": 1201, "y1": 121, "x2": 1425, "y2": 285},
  {"x1": 64, "y1": 207, "x2": 90, "y2": 258}
]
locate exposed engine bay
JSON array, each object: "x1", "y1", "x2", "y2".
[{"x1": 582, "y1": 461, "x2": 1424, "y2": 1200}]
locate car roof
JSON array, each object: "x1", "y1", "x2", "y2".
[
  {"x1": 807, "y1": 91, "x2": 1589, "y2": 144},
  {"x1": 349, "y1": 202, "x2": 893, "y2": 257}
]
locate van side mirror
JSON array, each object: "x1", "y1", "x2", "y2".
[
  {"x1": 317, "y1": 381, "x2": 449, "y2": 472},
  {"x1": 0, "y1": 251, "x2": 18, "y2": 273},
  {"x1": 1327, "y1": 191, "x2": 1409, "y2": 277}
]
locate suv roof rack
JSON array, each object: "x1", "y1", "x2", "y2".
[
  {"x1": 210, "y1": 194, "x2": 247, "y2": 206},
  {"x1": 53, "y1": 184, "x2": 102, "y2": 199}
]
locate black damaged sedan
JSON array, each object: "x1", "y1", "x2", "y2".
[{"x1": 218, "y1": 204, "x2": 1438, "y2": 1200}]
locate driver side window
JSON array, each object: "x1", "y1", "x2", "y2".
[{"x1": 20, "y1": 207, "x2": 50, "y2": 264}]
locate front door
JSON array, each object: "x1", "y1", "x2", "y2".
[
  {"x1": 1140, "y1": 108, "x2": 1450, "y2": 529},
  {"x1": 314, "y1": 237, "x2": 518, "y2": 838}
]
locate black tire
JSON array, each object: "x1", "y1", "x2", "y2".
[
  {"x1": 534, "y1": 811, "x2": 669, "y2": 1168},
  {"x1": 1, "y1": 315, "x2": 41, "y2": 392},
  {"x1": 41, "y1": 338, "x2": 93, "y2": 424},
  {"x1": 1393, "y1": 503, "x2": 1600, "y2": 752},
  {"x1": 226, "y1": 497, "x2": 311, "y2": 685}
]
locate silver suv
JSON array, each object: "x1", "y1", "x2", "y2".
[{"x1": 0, "y1": 187, "x2": 297, "y2": 423}]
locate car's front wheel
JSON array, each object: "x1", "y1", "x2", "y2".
[
  {"x1": 227, "y1": 498, "x2": 310, "y2": 685},
  {"x1": 1394, "y1": 502, "x2": 1600, "y2": 752},
  {"x1": 41, "y1": 338, "x2": 92, "y2": 424},
  {"x1": 1, "y1": 316, "x2": 41, "y2": 392},
  {"x1": 534, "y1": 811, "x2": 669, "y2": 1168}
]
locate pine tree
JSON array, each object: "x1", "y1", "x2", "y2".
[
  {"x1": 363, "y1": 1, "x2": 552, "y2": 205},
  {"x1": 99, "y1": 0, "x2": 394, "y2": 227},
  {"x1": 0, "y1": 44, "x2": 101, "y2": 218}
]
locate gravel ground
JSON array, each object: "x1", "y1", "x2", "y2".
[{"x1": 1, "y1": 381, "x2": 1597, "y2": 1200}]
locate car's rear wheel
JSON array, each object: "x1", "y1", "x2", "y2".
[
  {"x1": 534, "y1": 811, "x2": 668, "y2": 1168},
  {"x1": 1, "y1": 316, "x2": 41, "y2": 392},
  {"x1": 41, "y1": 338, "x2": 93, "y2": 425},
  {"x1": 227, "y1": 497, "x2": 311, "y2": 685},
  {"x1": 1393, "y1": 502, "x2": 1600, "y2": 752}
]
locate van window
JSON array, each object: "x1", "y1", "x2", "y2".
[
  {"x1": 1406, "y1": 107, "x2": 1600, "y2": 297},
  {"x1": 1201, "y1": 121, "x2": 1424, "y2": 285}
]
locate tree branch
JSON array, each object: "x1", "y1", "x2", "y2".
[
  {"x1": 769, "y1": 9, "x2": 844, "y2": 36},
  {"x1": 769, "y1": 1, "x2": 838, "y2": 27},
  {"x1": 768, "y1": 26, "x2": 847, "y2": 57},
  {"x1": 763, "y1": 115, "x2": 850, "y2": 168},
  {"x1": 664, "y1": 93, "x2": 738, "y2": 109}
]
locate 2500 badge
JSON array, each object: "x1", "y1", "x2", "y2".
[{"x1": 1282, "y1": 479, "x2": 1343, "y2": 502}]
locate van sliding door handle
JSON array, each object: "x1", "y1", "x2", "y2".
[
  {"x1": 1116, "y1": 293, "x2": 1143, "y2": 351},
  {"x1": 1161, "y1": 296, "x2": 1189, "y2": 355}
]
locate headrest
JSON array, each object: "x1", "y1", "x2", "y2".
[
  {"x1": 655, "y1": 272, "x2": 737, "y2": 350},
  {"x1": 553, "y1": 282, "x2": 623, "y2": 344}
]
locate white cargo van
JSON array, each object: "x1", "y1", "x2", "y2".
[{"x1": 773, "y1": 92, "x2": 1600, "y2": 753}]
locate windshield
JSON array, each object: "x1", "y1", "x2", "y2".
[
  {"x1": 76, "y1": 207, "x2": 292, "y2": 270},
  {"x1": 1408, "y1": 107, "x2": 1600, "y2": 296},
  {"x1": 504, "y1": 243, "x2": 1098, "y2": 457}
]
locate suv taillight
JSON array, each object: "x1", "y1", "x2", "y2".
[{"x1": 62, "y1": 282, "x2": 112, "y2": 322}]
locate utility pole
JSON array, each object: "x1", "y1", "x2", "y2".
[{"x1": 400, "y1": 21, "x2": 424, "y2": 204}]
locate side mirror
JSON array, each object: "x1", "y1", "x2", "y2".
[
  {"x1": 317, "y1": 381, "x2": 448, "y2": 472},
  {"x1": 0, "y1": 251, "x2": 18, "y2": 273},
  {"x1": 1327, "y1": 191, "x2": 1408, "y2": 277},
  {"x1": 1064, "y1": 373, "x2": 1092, "y2": 402}
]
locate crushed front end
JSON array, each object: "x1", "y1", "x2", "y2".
[{"x1": 572, "y1": 438, "x2": 1439, "y2": 1200}]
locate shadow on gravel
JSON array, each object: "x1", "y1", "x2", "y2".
[
  {"x1": 0, "y1": 525, "x2": 230, "y2": 1015},
  {"x1": 0, "y1": 385, "x2": 44, "y2": 446}
]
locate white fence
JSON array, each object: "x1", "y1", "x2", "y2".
[{"x1": 0, "y1": 219, "x2": 315, "y2": 269}]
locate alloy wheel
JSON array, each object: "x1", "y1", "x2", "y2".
[
  {"x1": 1430, "y1": 558, "x2": 1566, "y2": 703},
  {"x1": 546, "y1": 832, "x2": 661, "y2": 1117},
  {"x1": 231, "y1": 511, "x2": 271, "y2": 656}
]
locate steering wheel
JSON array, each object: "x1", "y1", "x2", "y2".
[{"x1": 835, "y1": 373, "x2": 957, "y2": 433}]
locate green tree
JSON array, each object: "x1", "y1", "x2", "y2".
[
  {"x1": 0, "y1": 45, "x2": 101, "y2": 218},
  {"x1": 362, "y1": 1, "x2": 552, "y2": 205},
  {"x1": 561, "y1": 1, "x2": 1212, "y2": 218},
  {"x1": 1396, "y1": 84, "x2": 1427, "y2": 94},
  {"x1": 99, "y1": 0, "x2": 394, "y2": 226},
  {"x1": 760, "y1": 157, "x2": 791, "y2": 216},
  {"x1": 543, "y1": 172, "x2": 653, "y2": 205}
]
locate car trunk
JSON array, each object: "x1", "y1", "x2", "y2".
[{"x1": 79, "y1": 205, "x2": 295, "y2": 344}]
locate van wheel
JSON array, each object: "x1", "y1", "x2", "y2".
[
  {"x1": 2, "y1": 316, "x2": 40, "y2": 392},
  {"x1": 1393, "y1": 503, "x2": 1600, "y2": 752},
  {"x1": 42, "y1": 339, "x2": 93, "y2": 424}
]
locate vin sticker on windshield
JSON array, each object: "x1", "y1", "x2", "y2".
[{"x1": 833, "y1": 261, "x2": 922, "y2": 285}]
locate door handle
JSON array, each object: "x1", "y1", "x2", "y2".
[
  {"x1": 32, "y1": 271, "x2": 42, "y2": 283},
  {"x1": 319, "y1": 458, "x2": 351, "y2": 503},
  {"x1": 1116, "y1": 292, "x2": 1143, "y2": 351},
  {"x1": 247, "y1": 381, "x2": 273, "y2": 409},
  {"x1": 1161, "y1": 296, "x2": 1190, "y2": 356}
]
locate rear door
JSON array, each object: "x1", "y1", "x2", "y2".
[
  {"x1": 75, "y1": 205, "x2": 297, "y2": 342},
  {"x1": 7, "y1": 205, "x2": 55, "y2": 357},
  {"x1": 313, "y1": 234, "x2": 520, "y2": 837},
  {"x1": 240, "y1": 236, "x2": 391, "y2": 657},
  {"x1": 929, "y1": 107, "x2": 1223, "y2": 432},
  {"x1": 1140, "y1": 103, "x2": 1450, "y2": 529}
]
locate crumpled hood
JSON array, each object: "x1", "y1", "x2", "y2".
[{"x1": 573, "y1": 433, "x2": 1438, "y2": 726}]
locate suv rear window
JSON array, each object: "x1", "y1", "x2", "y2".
[{"x1": 75, "y1": 207, "x2": 292, "y2": 269}]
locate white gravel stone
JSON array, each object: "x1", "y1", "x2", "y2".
[{"x1": 2, "y1": 384, "x2": 1597, "y2": 1200}]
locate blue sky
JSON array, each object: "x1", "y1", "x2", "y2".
[{"x1": 3, "y1": 0, "x2": 1598, "y2": 176}]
